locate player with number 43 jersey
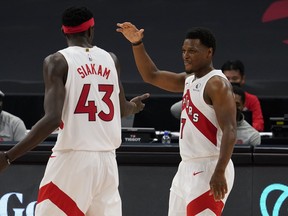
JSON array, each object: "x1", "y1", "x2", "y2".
[
  {"x1": 54, "y1": 46, "x2": 122, "y2": 152},
  {"x1": 0, "y1": 6, "x2": 149, "y2": 216}
]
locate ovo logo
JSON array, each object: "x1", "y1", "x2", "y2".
[{"x1": 260, "y1": 183, "x2": 288, "y2": 216}]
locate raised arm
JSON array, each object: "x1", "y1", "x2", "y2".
[
  {"x1": 205, "y1": 76, "x2": 237, "y2": 201},
  {"x1": 0, "y1": 53, "x2": 67, "y2": 171},
  {"x1": 117, "y1": 22, "x2": 186, "y2": 93}
]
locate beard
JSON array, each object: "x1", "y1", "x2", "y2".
[
  {"x1": 185, "y1": 68, "x2": 194, "y2": 74},
  {"x1": 231, "y1": 82, "x2": 241, "y2": 87}
]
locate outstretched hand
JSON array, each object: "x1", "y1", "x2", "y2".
[
  {"x1": 116, "y1": 22, "x2": 144, "y2": 44},
  {"x1": 130, "y1": 93, "x2": 150, "y2": 114}
]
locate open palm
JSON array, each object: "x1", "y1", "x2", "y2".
[{"x1": 116, "y1": 22, "x2": 144, "y2": 44}]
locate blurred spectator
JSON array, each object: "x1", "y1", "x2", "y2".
[
  {"x1": 233, "y1": 86, "x2": 261, "y2": 146},
  {"x1": 0, "y1": 90, "x2": 27, "y2": 141},
  {"x1": 170, "y1": 100, "x2": 182, "y2": 120},
  {"x1": 221, "y1": 60, "x2": 264, "y2": 131}
]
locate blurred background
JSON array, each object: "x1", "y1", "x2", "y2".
[
  {"x1": 1, "y1": 1, "x2": 288, "y2": 215},
  {"x1": 1, "y1": 0, "x2": 288, "y2": 131}
]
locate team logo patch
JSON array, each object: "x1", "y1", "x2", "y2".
[{"x1": 193, "y1": 83, "x2": 201, "y2": 91}]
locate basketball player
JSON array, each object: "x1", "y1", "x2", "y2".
[
  {"x1": 117, "y1": 22, "x2": 236, "y2": 215},
  {"x1": 0, "y1": 7, "x2": 149, "y2": 215}
]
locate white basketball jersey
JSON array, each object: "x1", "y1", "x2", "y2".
[
  {"x1": 179, "y1": 70, "x2": 228, "y2": 160},
  {"x1": 53, "y1": 46, "x2": 121, "y2": 152}
]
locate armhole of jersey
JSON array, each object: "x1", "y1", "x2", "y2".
[
  {"x1": 202, "y1": 73, "x2": 224, "y2": 109},
  {"x1": 107, "y1": 52, "x2": 120, "y2": 95},
  {"x1": 57, "y1": 51, "x2": 70, "y2": 88}
]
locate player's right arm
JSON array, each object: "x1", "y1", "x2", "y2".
[
  {"x1": 117, "y1": 22, "x2": 186, "y2": 93},
  {"x1": 0, "y1": 53, "x2": 67, "y2": 172}
]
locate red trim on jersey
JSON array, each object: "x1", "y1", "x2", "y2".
[
  {"x1": 187, "y1": 190, "x2": 224, "y2": 215},
  {"x1": 59, "y1": 120, "x2": 64, "y2": 129},
  {"x1": 183, "y1": 90, "x2": 217, "y2": 145},
  {"x1": 62, "y1": 18, "x2": 94, "y2": 34},
  {"x1": 37, "y1": 181, "x2": 84, "y2": 216}
]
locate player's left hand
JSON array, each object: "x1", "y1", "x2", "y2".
[
  {"x1": 209, "y1": 171, "x2": 228, "y2": 201},
  {"x1": 130, "y1": 93, "x2": 150, "y2": 113}
]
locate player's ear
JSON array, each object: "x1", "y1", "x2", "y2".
[
  {"x1": 241, "y1": 75, "x2": 246, "y2": 85},
  {"x1": 207, "y1": 47, "x2": 213, "y2": 58},
  {"x1": 88, "y1": 26, "x2": 94, "y2": 40}
]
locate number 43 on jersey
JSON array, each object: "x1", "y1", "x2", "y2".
[{"x1": 74, "y1": 84, "x2": 114, "y2": 122}]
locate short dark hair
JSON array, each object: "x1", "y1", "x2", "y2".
[
  {"x1": 233, "y1": 85, "x2": 246, "y2": 104},
  {"x1": 62, "y1": 6, "x2": 93, "y2": 27},
  {"x1": 185, "y1": 27, "x2": 216, "y2": 55},
  {"x1": 221, "y1": 60, "x2": 245, "y2": 76}
]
